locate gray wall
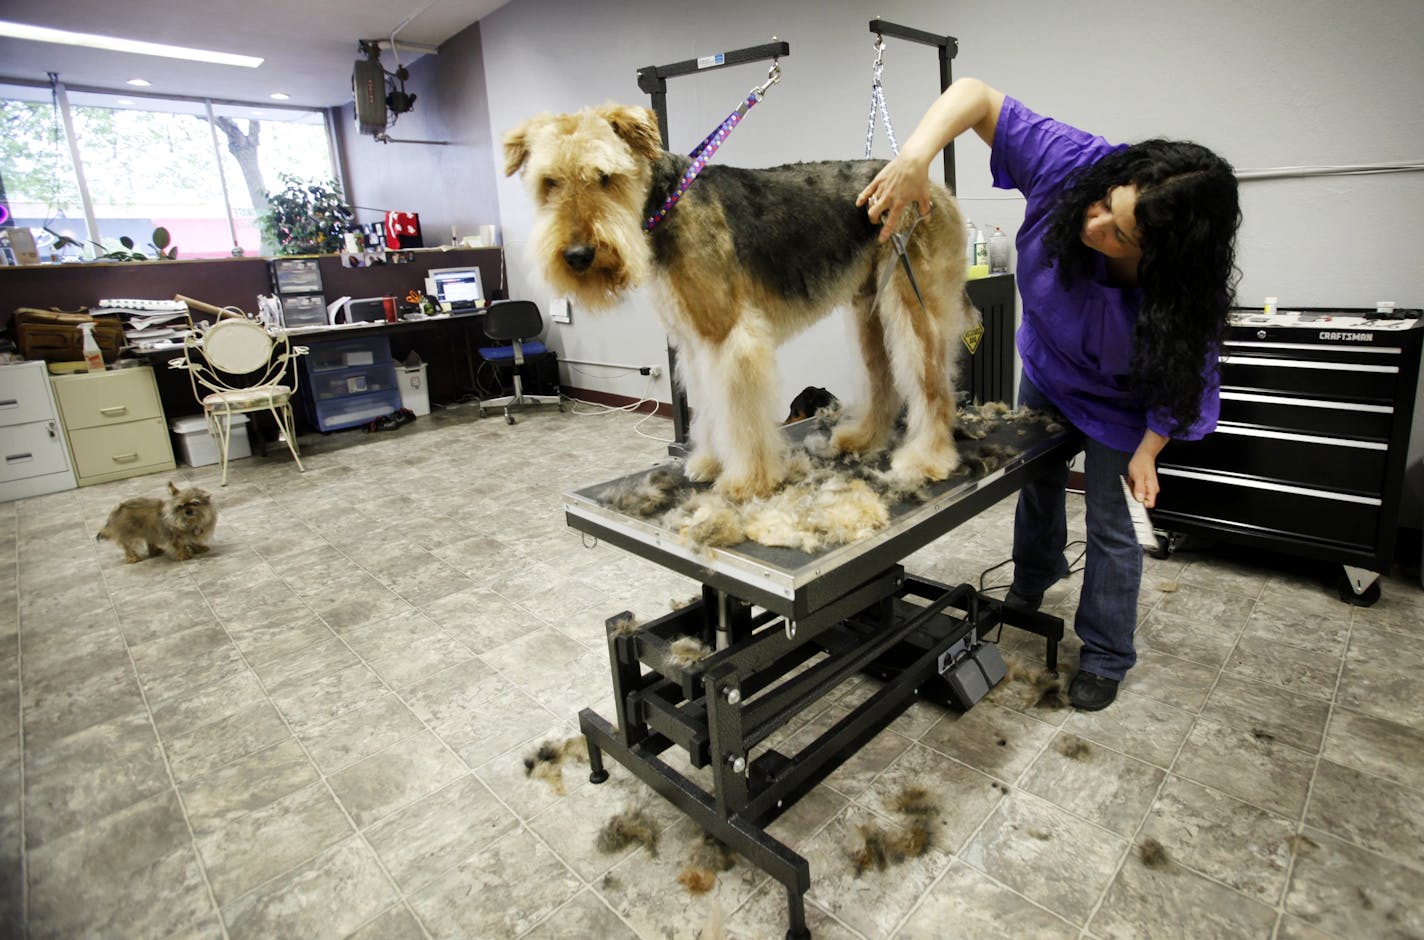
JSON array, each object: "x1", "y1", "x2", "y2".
[
  {"x1": 339, "y1": 22, "x2": 503, "y2": 266},
  {"x1": 475, "y1": 0, "x2": 1424, "y2": 415}
]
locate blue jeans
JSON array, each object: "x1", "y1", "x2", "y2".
[{"x1": 1011, "y1": 375, "x2": 1142, "y2": 681}]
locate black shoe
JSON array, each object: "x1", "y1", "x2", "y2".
[
  {"x1": 1069, "y1": 671, "x2": 1119, "y2": 711},
  {"x1": 1003, "y1": 589, "x2": 1043, "y2": 612}
]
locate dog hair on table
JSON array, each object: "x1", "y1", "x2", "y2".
[
  {"x1": 96, "y1": 482, "x2": 216, "y2": 563},
  {"x1": 505, "y1": 103, "x2": 976, "y2": 501}
]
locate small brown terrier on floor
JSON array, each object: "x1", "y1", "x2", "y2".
[{"x1": 96, "y1": 482, "x2": 217, "y2": 563}]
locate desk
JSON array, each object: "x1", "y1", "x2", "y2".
[{"x1": 139, "y1": 313, "x2": 491, "y2": 435}]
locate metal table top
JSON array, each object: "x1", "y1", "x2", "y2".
[{"x1": 565, "y1": 416, "x2": 1080, "y2": 621}]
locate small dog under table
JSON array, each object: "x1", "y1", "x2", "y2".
[{"x1": 564, "y1": 418, "x2": 1078, "y2": 939}]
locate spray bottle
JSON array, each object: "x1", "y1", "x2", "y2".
[
  {"x1": 988, "y1": 226, "x2": 1010, "y2": 274},
  {"x1": 78, "y1": 321, "x2": 104, "y2": 372}
]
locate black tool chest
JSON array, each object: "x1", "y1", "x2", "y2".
[{"x1": 1151, "y1": 306, "x2": 1422, "y2": 600}]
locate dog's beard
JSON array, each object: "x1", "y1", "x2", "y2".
[
  {"x1": 163, "y1": 496, "x2": 216, "y2": 538},
  {"x1": 530, "y1": 214, "x2": 650, "y2": 311}
]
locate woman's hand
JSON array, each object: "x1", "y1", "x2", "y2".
[
  {"x1": 1128, "y1": 429, "x2": 1170, "y2": 508},
  {"x1": 853, "y1": 78, "x2": 1006, "y2": 243},
  {"x1": 857, "y1": 155, "x2": 934, "y2": 243}
]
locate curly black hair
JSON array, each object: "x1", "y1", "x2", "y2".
[{"x1": 1043, "y1": 140, "x2": 1241, "y2": 433}]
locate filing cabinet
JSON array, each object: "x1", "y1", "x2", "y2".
[
  {"x1": 0, "y1": 361, "x2": 77, "y2": 502},
  {"x1": 51, "y1": 366, "x2": 176, "y2": 486}
]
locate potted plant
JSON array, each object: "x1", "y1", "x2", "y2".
[{"x1": 259, "y1": 174, "x2": 356, "y2": 255}]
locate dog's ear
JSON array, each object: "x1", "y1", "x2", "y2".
[
  {"x1": 596, "y1": 104, "x2": 662, "y2": 162},
  {"x1": 168, "y1": 481, "x2": 179, "y2": 496},
  {"x1": 502, "y1": 118, "x2": 539, "y2": 177}
]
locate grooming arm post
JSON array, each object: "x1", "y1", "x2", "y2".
[
  {"x1": 636, "y1": 39, "x2": 792, "y2": 452},
  {"x1": 867, "y1": 19, "x2": 958, "y2": 194}
]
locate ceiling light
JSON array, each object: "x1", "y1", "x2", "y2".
[
  {"x1": 0, "y1": 19, "x2": 264, "y2": 68},
  {"x1": 269, "y1": 92, "x2": 290, "y2": 100},
  {"x1": 115, "y1": 98, "x2": 133, "y2": 105},
  {"x1": 126, "y1": 78, "x2": 151, "y2": 87}
]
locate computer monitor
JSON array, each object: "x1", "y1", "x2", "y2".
[{"x1": 428, "y1": 266, "x2": 484, "y2": 311}]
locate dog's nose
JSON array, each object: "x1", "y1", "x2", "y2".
[{"x1": 563, "y1": 245, "x2": 595, "y2": 273}]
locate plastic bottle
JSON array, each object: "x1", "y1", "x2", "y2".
[
  {"x1": 973, "y1": 226, "x2": 989, "y2": 268},
  {"x1": 988, "y1": 226, "x2": 1010, "y2": 274},
  {"x1": 78, "y1": 321, "x2": 104, "y2": 372},
  {"x1": 964, "y1": 219, "x2": 977, "y2": 266},
  {"x1": 1263, "y1": 296, "x2": 1278, "y2": 316}
]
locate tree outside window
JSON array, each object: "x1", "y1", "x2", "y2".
[{"x1": 0, "y1": 82, "x2": 337, "y2": 260}]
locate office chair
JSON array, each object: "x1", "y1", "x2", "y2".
[
  {"x1": 477, "y1": 300, "x2": 562, "y2": 424},
  {"x1": 170, "y1": 315, "x2": 308, "y2": 485}
]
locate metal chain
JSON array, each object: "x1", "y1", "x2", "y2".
[{"x1": 863, "y1": 36, "x2": 899, "y2": 159}]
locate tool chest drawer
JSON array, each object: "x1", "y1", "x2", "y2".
[
  {"x1": 1153, "y1": 306, "x2": 1421, "y2": 577},
  {"x1": 1217, "y1": 391, "x2": 1395, "y2": 440},
  {"x1": 1165, "y1": 425, "x2": 1387, "y2": 496}
]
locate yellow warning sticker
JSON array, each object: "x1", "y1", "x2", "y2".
[{"x1": 961, "y1": 322, "x2": 985, "y2": 355}]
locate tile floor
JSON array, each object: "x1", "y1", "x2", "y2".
[{"x1": 2, "y1": 403, "x2": 1422, "y2": 939}]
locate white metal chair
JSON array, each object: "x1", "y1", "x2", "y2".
[{"x1": 170, "y1": 316, "x2": 308, "y2": 485}]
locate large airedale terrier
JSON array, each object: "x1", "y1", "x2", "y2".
[{"x1": 504, "y1": 103, "x2": 974, "y2": 501}]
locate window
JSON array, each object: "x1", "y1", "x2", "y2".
[{"x1": 0, "y1": 80, "x2": 338, "y2": 260}]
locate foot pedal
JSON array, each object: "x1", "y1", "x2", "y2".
[{"x1": 943, "y1": 643, "x2": 1006, "y2": 710}]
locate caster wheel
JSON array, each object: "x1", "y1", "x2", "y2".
[
  {"x1": 505, "y1": 415, "x2": 516, "y2": 425},
  {"x1": 1336, "y1": 572, "x2": 1381, "y2": 607}
]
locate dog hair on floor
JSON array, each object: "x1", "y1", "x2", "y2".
[
  {"x1": 505, "y1": 104, "x2": 976, "y2": 501},
  {"x1": 522, "y1": 735, "x2": 590, "y2": 795}
]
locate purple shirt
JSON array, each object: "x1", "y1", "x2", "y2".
[{"x1": 989, "y1": 96, "x2": 1219, "y2": 452}]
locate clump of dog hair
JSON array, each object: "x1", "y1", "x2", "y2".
[
  {"x1": 1138, "y1": 837, "x2": 1171, "y2": 870},
  {"x1": 989, "y1": 656, "x2": 1070, "y2": 710},
  {"x1": 848, "y1": 820, "x2": 934, "y2": 876},
  {"x1": 522, "y1": 736, "x2": 590, "y2": 795},
  {"x1": 596, "y1": 806, "x2": 660, "y2": 856},
  {"x1": 667, "y1": 636, "x2": 713, "y2": 669},
  {"x1": 670, "y1": 595, "x2": 700, "y2": 610},
  {"x1": 678, "y1": 831, "x2": 737, "y2": 894},
  {"x1": 607, "y1": 611, "x2": 643, "y2": 637},
  {"x1": 598, "y1": 465, "x2": 685, "y2": 518},
  {"x1": 887, "y1": 785, "x2": 939, "y2": 818},
  {"x1": 1157, "y1": 581, "x2": 1180, "y2": 593},
  {"x1": 1055, "y1": 734, "x2": 1093, "y2": 762},
  {"x1": 847, "y1": 785, "x2": 941, "y2": 876},
  {"x1": 663, "y1": 491, "x2": 747, "y2": 548},
  {"x1": 600, "y1": 401, "x2": 1062, "y2": 554}
]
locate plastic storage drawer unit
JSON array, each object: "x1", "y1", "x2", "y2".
[{"x1": 301, "y1": 335, "x2": 402, "y2": 431}]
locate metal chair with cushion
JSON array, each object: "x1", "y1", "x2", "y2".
[
  {"x1": 170, "y1": 315, "x2": 308, "y2": 485},
  {"x1": 478, "y1": 300, "x2": 562, "y2": 424}
]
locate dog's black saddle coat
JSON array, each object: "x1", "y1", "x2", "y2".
[{"x1": 644, "y1": 155, "x2": 894, "y2": 303}]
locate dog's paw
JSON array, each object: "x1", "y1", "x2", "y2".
[
  {"x1": 684, "y1": 451, "x2": 722, "y2": 483},
  {"x1": 829, "y1": 423, "x2": 885, "y2": 457},
  {"x1": 192, "y1": 544, "x2": 211, "y2": 554},
  {"x1": 713, "y1": 466, "x2": 784, "y2": 503},
  {"x1": 891, "y1": 442, "x2": 960, "y2": 483}
]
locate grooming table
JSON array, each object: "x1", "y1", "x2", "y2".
[{"x1": 565, "y1": 418, "x2": 1078, "y2": 939}]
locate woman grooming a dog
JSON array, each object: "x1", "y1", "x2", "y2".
[{"x1": 858, "y1": 78, "x2": 1240, "y2": 711}]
